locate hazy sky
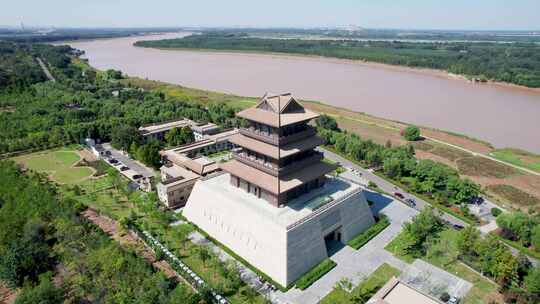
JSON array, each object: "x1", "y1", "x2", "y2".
[{"x1": 3, "y1": 0, "x2": 540, "y2": 30}]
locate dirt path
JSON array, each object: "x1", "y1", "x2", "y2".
[
  {"x1": 36, "y1": 57, "x2": 56, "y2": 82},
  {"x1": 82, "y1": 209, "x2": 195, "y2": 290},
  {"x1": 0, "y1": 282, "x2": 17, "y2": 304}
]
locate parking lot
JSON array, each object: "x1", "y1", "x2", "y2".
[{"x1": 100, "y1": 143, "x2": 155, "y2": 190}]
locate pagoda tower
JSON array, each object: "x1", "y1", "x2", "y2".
[
  {"x1": 183, "y1": 93, "x2": 375, "y2": 287},
  {"x1": 221, "y1": 93, "x2": 336, "y2": 207}
]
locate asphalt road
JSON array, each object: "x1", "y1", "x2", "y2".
[{"x1": 318, "y1": 147, "x2": 468, "y2": 227}]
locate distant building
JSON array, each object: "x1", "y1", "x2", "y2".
[
  {"x1": 191, "y1": 122, "x2": 222, "y2": 141},
  {"x1": 161, "y1": 128, "x2": 238, "y2": 160},
  {"x1": 367, "y1": 277, "x2": 444, "y2": 304},
  {"x1": 156, "y1": 128, "x2": 238, "y2": 207},
  {"x1": 183, "y1": 93, "x2": 375, "y2": 287},
  {"x1": 157, "y1": 164, "x2": 199, "y2": 208},
  {"x1": 138, "y1": 118, "x2": 193, "y2": 142}
]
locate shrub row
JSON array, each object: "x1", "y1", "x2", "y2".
[
  {"x1": 295, "y1": 259, "x2": 337, "y2": 290},
  {"x1": 348, "y1": 215, "x2": 390, "y2": 250}
]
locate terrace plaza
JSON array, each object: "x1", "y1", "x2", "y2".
[{"x1": 183, "y1": 93, "x2": 375, "y2": 286}]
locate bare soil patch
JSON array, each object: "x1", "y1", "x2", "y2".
[
  {"x1": 411, "y1": 141, "x2": 435, "y2": 152},
  {"x1": 430, "y1": 145, "x2": 472, "y2": 161},
  {"x1": 421, "y1": 129, "x2": 494, "y2": 154},
  {"x1": 486, "y1": 184, "x2": 540, "y2": 211},
  {"x1": 457, "y1": 156, "x2": 519, "y2": 178},
  {"x1": 415, "y1": 150, "x2": 458, "y2": 169},
  {"x1": 0, "y1": 282, "x2": 17, "y2": 304},
  {"x1": 78, "y1": 148, "x2": 98, "y2": 162},
  {"x1": 336, "y1": 117, "x2": 404, "y2": 146}
]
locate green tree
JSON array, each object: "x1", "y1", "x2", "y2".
[
  {"x1": 496, "y1": 212, "x2": 534, "y2": 243},
  {"x1": 0, "y1": 219, "x2": 53, "y2": 287},
  {"x1": 135, "y1": 140, "x2": 162, "y2": 168},
  {"x1": 197, "y1": 246, "x2": 211, "y2": 267},
  {"x1": 524, "y1": 266, "x2": 540, "y2": 295},
  {"x1": 107, "y1": 167, "x2": 121, "y2": 190},
  {"x1": 165, "y1": 126, "x2": 194, "y2": 147},
  {"x1": 531, "y1": 225, "x2": 540, "y2": 252},
  {"x1": 315, "y1": 114, "x2": 339, "y2": 131},
  {"x1": 14, "y1": 272, "x2": 62, "y2": 304},
  {"x1": 402, "y1": 208, "x2": 443, "y2": 256},
  {"x1": 111, "y1": 125, "x2": 140, "y2": 151},
  {"x1": 456, "y1": 226, "x2": 481, "y2": 258},
  {"x1": 402, "y1": 125, "x2": 421, "y2": 141}
]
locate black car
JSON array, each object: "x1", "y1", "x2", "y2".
[
  {"x1": 132, "y1": 174, "x2": 143, "y2": 180},
  {"x1": 470, "y1": 196, "x2": 484, "y2": 205},
  {"x1": 405, "y1": 198, "x2": 416, "y2": 207},
  {"x1": 453, "y1": 224, "x2": 464, "y2": 230},
  {"x1": 109, "y1": 158, "x2": 118, "y2": 164},
  {"x1": 120, "y1": 166, "x2": 129, "y2": 171}
]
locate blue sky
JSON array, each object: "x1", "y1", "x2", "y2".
[{"x1": 3, "y1": 0, "x2": 540, "y2": 30}]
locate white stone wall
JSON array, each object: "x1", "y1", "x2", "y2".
[
  {"x1": 285, "y1": 191, "x2": 375, "y2": 284},
  {"x1": 183, "y1": 178, "x2": 375, "y2": 287},
  {"x1": 183, "y1": 181, "x2": 289, "y2": 285}
]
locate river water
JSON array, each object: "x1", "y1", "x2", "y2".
[{"x1": 68, "y1": 33, "x2": 540, "y2": 153}]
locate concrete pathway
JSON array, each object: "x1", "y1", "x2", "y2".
[
  {"x1": 36, "y1": 57, "x2": 56, "y2": 82},
  {"x1": 400, "y1": 260, "x2": 472, "y2": 300},
  {"x1": 272, "y1": 196, "x2": 417, "y2": 304}
]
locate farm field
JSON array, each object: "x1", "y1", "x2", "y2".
[{"x1": 12, "y1": 147, "x2": 94, "y2": 184}]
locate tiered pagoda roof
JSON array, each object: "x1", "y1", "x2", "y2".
[
  {"x1": 221, "y1": 93, "x2": 336, "y2": 202},
  {"x1": 236, "y1": 93, "x2": 320, "y2": 127}
]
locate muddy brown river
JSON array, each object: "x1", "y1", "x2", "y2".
[{"x1": 68, "y1": 33, "x2": 540, "y2": 153}]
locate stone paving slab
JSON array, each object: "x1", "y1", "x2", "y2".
[
  {"x1": 272, "y1": 199, "x2": 418, "y2": 304},
  {"x1": 400, "y1": 260, "x2": 473, "y2": 299}
]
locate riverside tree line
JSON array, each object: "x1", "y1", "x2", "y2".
[
  {"x1": 316, "y1": 116, "x2": 480, "y2": 212},
  {"x1": 135, "y1": 33, "x2": 540, "y2": 88}
]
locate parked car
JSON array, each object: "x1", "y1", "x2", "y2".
[
  {"x1": 470, "y1": 196, "x2": 484, "y2": 205},
  {"x1": 132, "y1": 174, "x2": 143, "y2": 180},
  {"x1": 452, "y1": 224, "x2": 464, "y2": 230},
  {"x1": 108, "y1": 158, "x2": 118, "y2": 164},
  {"x1": 120, "y1": 166, "x2": 129, "y2": 171},
  {"x1": 394, "y1": 192, "x2": 405, "y2": 199},
  {"x1": 105, "y1": 150, "x2": 112, "y2": 156},
  {"x1": 448, "y1": 296, "x2": 460, "y2": 304},
  {"x1": 405, "y1": 198, "x2": 416, "y2": 207}
]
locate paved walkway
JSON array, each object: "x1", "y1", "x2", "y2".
[
  {"x1": 36, "y1": 57, "x2": 56, "y2": 82},
  {"x1": 272, "y1": 195, "x2": 418, "y2": 304},
  {"x1": 401, "y1": 260, "x2": 472, "y2": 299}
]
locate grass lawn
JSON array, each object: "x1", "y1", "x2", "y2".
[
  {"x1": 320, "y1": 263, "x2": 400, "y2": 304},
  {"x1": 12, "y1": 148, "x2": 94, "y2": 184},
  {"x1": 490, "y1": 148, "x2": 540, "y2": 173},
  {"x1": 385, "y1": 229, "x2": 502, "y2": 304}
]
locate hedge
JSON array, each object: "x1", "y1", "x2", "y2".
[
  {"x1": 295, "y1": 259, "x2": 337, "y2": 290},
  {"x1": 348, "y1": 215, "x2": 390, "y2": 250}
]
